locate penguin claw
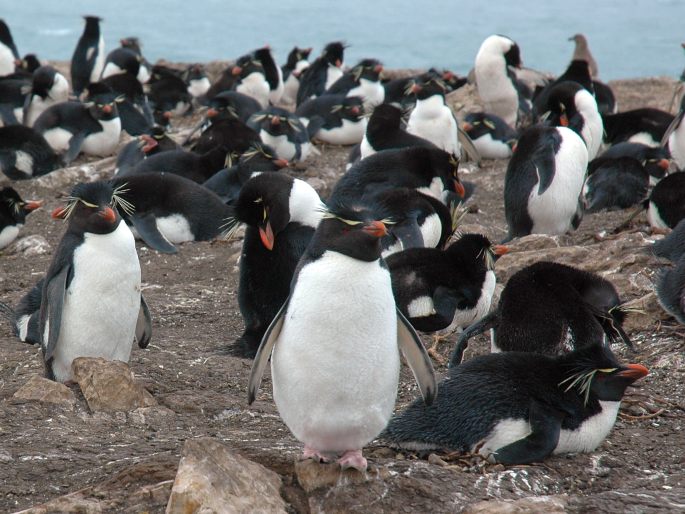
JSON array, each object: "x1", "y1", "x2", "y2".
[
  {"x1": 338, "y1": 450, "x2": 367, "y2": 472},
  {"x1": 301, "y1": 446, "x2": 330, "y2": 463}
]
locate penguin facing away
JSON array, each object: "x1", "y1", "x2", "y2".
[
  {"x1": 0, "y1": 187, "x2": 42, "y2": 249},
  {"x1": 248, "y1": 203, "x2": 437, "y2": 471},
  {"x1": 38, "y1": 181, "x2": 151, "y2": 382},
  {"x1": 383, "y1": 344, "x2": 648, "y2": 465},
  {"x1": 70, "y1": 16, "x2": 105, "y2": 96},
  {"x1": 0, "y1": 125, "x2": 64, "y2": 180}
]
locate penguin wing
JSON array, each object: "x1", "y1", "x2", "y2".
[
  {"x1": 0, "y1": 104, "x2": 19, "y2": 125},
  {"x1": 396, "y1": 307, "x2": 437, "y2": 405},
  {"x1": 390, "y1": 218, "x2": 425, "y2": 250},
  {"x1": 63, "y1": 131, "x2": 88, "y2": 165},
  {"x1": 247, "y1": 297, "x2": 289, "y2": 405},
  {"x1": 39, "y1": 265, "x2": 70, "y2": 363},
  {"x1": 305, "y1": 115, "x2": 326, "y2": 140},
  {"x1": 129, "y1": 213, "x2": 179, "y2": 254},
  {"x1": 136, "y1": 295, "x2": 152, "y2": 349},
  {"x1": 660, "y1": 110, "x2": 685, "y2": 148},
  {"x1": 457, "y1": 126, "x2": 482, "y2": 165}
]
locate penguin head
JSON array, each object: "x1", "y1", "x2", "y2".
[
  {"x1": 463, "y1": 112, "x2": 502, "y2": 139},
  {"x1": 428, "y1": 149, "x2": 466, "y2": 199},
  {"x1": 184, "y1": 63, "x2": 206, "y2": 82},
  {"x1": 642, "y1": 146, "x2": 670, "y2": 181},
  {"x1": 84, "y1": 85, "x2": 120, "y2": 121},
  {"x1": 249, "y1": 107, "x2": 303, "y2": 137},
  {"x1": 0, "y1": 187, "x2": 42, "y2": 225},
  {"x1": 231, "y1": 55, "x2": 264, "y2": 80},
  {"x1": 0, "y1": 19, "x2": 19, "y2": 59},
  {"x1": 440, "y1": 69, "x2": 468, "y2": 92},
  {"x1": 409, "y1": 73, "x2": 448, "y2": 101},
  {"x1": 322, "y1": 41, "x2": 345, "y2": 68},
  {"x1": 285, "y1": 46, "x2": 312, "y2": 70},
  {"x1": 367, "y1": 104, "x2": 403, "y2": 135},
  {"x1": 21, "y1": 54, "x2": 41, "y2": 73},
  {"x1": 120, "y1": 36, "x2": 142, "y2": 55},
  {"x1": 541, "y1": 81, "x2": 585, "y2": 128},
  {"x1": 501, "y1": 37, "x2": 522, "y2": 68},
  {"x1": 31, "y1": 66, "x2": 59, "y2": 99},
  {"x1": 310, "y1": 202, "x2": 389, "y2": 262},
  {"x1": 559, "y1": 344, "x2": 648, "y2": 404},
  {"x1": 350, "y1": 59, "x2": 383, "y2": 82},
  {"x1": 237, "y1": 142, "x2": 289, "y2": 172},
  {"x1": 446, "y1": 233, "x2": 508, "y2": 271},
  {"x1": 52, "y1": 181, "x2": 132, "y2": 235},
  {"x1": 206, "y1": 94, "x2": 241, "y2": 122},
  {"x1": 82, "y1": 15, "x2": 102, "y2": 34},
  {"x1": 331, "y1": 96, "x2": 364, "y2": 121}
]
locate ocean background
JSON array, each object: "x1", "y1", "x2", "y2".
[{"x1": 1, "y1": 0, "x2": 683, "y2": 81}]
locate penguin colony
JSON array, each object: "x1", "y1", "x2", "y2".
[{"x1": 6, "y1": 15, "x2": 684, "y2": 476}]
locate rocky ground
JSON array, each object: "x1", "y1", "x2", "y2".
[{"x1": 1, "y1": 74, "x2": 684, "y2": 513}]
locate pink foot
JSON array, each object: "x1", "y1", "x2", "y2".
[
  {"x1": 301, "y1": 445, "x2": 330, "y2": 463},
  {"x1": 338, "y1": 449, "x2": 367, "y2": 471}
]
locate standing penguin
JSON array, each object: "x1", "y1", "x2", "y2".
[
  {"x1": 34, "y1": 181, "x2": 151, "y2": 382},
  {"x1": 504, "y1": 125, "x2": 588, "y2": 240},
  {"x1": 70, "y1": 16, "x2": 105, "y2": 97},
  {"x1": 324, "y1": 58, "x2": 385, "y2": 111},
  {"x1": 0, "y1": 187, "x2": 42, "y2": 249},
  {"x1": 296, "y1": 41, "x2": 345, "y2": 106},
  {"x1": 281, "y1": 46, "x2": 312, "y2": 105},
  {"x1": 253, "y1": 46, "x2": 284, "y2": 105},
  {"x1": 23, "y1": 65, "x2": 70, "y2": 127},
  {"x1": 222, "y1": 173, "x2": 324, "y2": 358},
  {"x1": 0, "y1": 19, "x2": 20, "y2": 77},
  {"x1": 474, "y1": 35, "x2": 523, "y2": 128},
  {"x1": 247, "y1": 203, "x2": 437, "y2": 471},
  {"x1": 383, "y1": 345, "x2": 648, "y2": 465}
]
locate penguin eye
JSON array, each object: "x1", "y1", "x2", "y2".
[{"x1": 597, "y1": 368, "x2": 617, "y2": 374}]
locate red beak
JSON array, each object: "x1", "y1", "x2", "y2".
[
  {"x1": 99, "y1": 206, "x2": 117, "y2": 223},
  {"x1": 232, "y1": 66, "x2": 242, "y2": 76},
  {"x1": 206, "y1": 108, "x2": 218, "y2": 118},
  {"x1": 362, "y1": 220, "x2": 387, "y2": 238},
  {"x1": 374, "y1": 64, "x2": 383, "y2": 73},
  {"x1": 274, "y1": 158, "x2": 289, "y2": 168},
  {"x1": 410, "y1": 84, "x2": 422, "y2": 94},
  {"x1": 492, "y1": 245, "x2": 509, "y2": 256},
  {"x1": 259, "y1": 222, "x2": 275, "y2": 250},
  {"x1": 454, "y1": 180, "x2": 465, "y2": 198},
  {"x1": 462, "y1": 122, "x2": 473, "y2": 132},
  {"x1": 141, "y1": 134, "x2": 158, "y2": 153},
  {"x1": 617, "y1": 364, "x2": 649, "y2": 380},
  {"x1": 163, "y1": 111, "x2": 172, "y2": 120},
  {"x1": 102, "y1": 104, "x2": 112, "y2": 114},
  {"x1": 658, "y1": 159, "x2": 670, "y2": 170},
  {"x1": 350, "y1": 106, "x2": 360, "y2": 115},
  {"x1": 51, "y1": 207, "x2": 66, "y2": 219},
  {"x1": 271, "y1": 116, "x2": 280, "y2": 126},
  {"x1": 335, "y1": 59, "x2": 342, "y2": 67},
  {"x1": 23, "y1": 200, "x2": 43, "y2": 212},
  {"x1": 559, "y1": 113, "x2": 569, "y2": 127}
]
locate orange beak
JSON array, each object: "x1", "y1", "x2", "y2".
[
  {"x1": 410, "y1": 84, "x2": 422, "y2": 94},
  {"x1": 99, "y1": 206, "x2": 117, "y2": 223},
  {"x1": 362, "y1": 220, "x2": 387, "y2": 238},
  {"x1": 454, "y1": 180, "x2": 465, "y2": 198},
  {"x1": 102, "y1": 104, "x2": 112, "y2": 114},
  {"x1": 271, "y1": 116, "x2": 280, "y2": 126},
  {"x1": 462, "y1": 122, "x2": 473, "y2": 132},
  {"x1": 492, "y1": 245, "x2": 509, "y2": 256},
  {"x1": 374, "y1": 64, "x2": 383, "y2": 73},
  {"x1": 51, "y1": 207, "x2": 66, "y2": 219},
  {"x1": 232, "y1": 65, "x2": 242, "y2": 76},
  {"x1": 274, "y1": 158, "x2": 289, "y2": 168},
  {"x1": 658, "y1": 159, "x2": 670, "y2": 170},
  {"x1": 335, "y1": 59, "x2": 342, "y2": 67},
  {"x1": 163, "y1": 111, "x2": 172, "y2": 120},
  {"x1": 559, "y1": 113, "x2": 569, "y2": 127},
  {"x1": 259, "y1": 222, "x2": 275, "y2": 250},
  {"x1": 350, "y1": 106, "x2": 360, "y2": 115},
  {"x1": 23, "y1": 200, "x2": 43, "y2": 212},
  {"x1": 617, "y1": 364, "x2": 649, "y2": 380},
  {"x1": 141, "y1": 134, "x2": 158, "y2": 153},
  {"x1": 206, "y1": 108, "x2": 218, "y2": 118}
]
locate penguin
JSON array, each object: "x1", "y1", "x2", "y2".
[
  {"x1": 188, "y1": 109, "x2": 261, "y2": 156},
  {"x1": 184, "y1": 64, "x2": 210, "y2": 99},
  {"x1": 386, "y1": 234, "x2": 507, "y2": 333},
  {"x1": 281, "y1": 46, "x2": 312, "y2": 106},
  {"x1": 383, "y1": 344, "x2": 648, "y2": 465},
  {"x1": 532, "y1": 59, "x2": 594, "y2": 115},
  {"x1": 247, "y1": 202, "x2": 437, "y2": 471},
  {"x1": 296, "y1": 94, "x2": 366, "y2": 145},
  {"x1": 296, "y1": 41, "x2": 345, "y2": 106},
  {"x1": 23, "y1": 65, "x2": 70, "y2": 127},
  {"x1": 329, "y1": 146, "x2": 466, "y2": 207},
  {"x1": 70, "y1": 16, "x2": 105, "y2": 97},
  {"x1": 101, "y1": 47, "x2": 150, "y2": 84},
  {"x1": 0, "y1": 125, "x2": 64, "y2": 180},
  {"x1": 662, "y1": 103, "x2": 685, "y2": 170},
  {"x1": 86, "y1": 79, "x2": 152, "y2": 137},
  {"x1": 108, "y1": 173, "x2": 232, "y2": 253},
  {"x1": 33, "y1": 181, "x2": 151, "y2": 382},
  {"x1": 462, "y1": 112, "x2": 517, "y2": 159},
  {"x1": 205, "y1": 90, "x2": 262, "y2": 124},
  {"x1": 0, "y1": 276, "x2": 43, "y2": 344},
  {"x1": 202, "y1": 142, "x2": 288, "y2": 204},
  {"x1": 253, "y1": 46, "x2": 283, "y2": 105},
  {"x1": 114, "y1": 126, "x2": 179, "y2": 175},
  {"x1": 359, "y1": 103, "x2": 437, "y2": 161},
  {"x1": 17, "y1": 54, "x2": 42, "y2": 75},
  {"x1": 406, "y1": 74, "x2": 460, "y2": 157},
  {"x1": 147, "y1": 67, "x2": 192, "y2": 125},
  {"x1": 232, "y1": 57, "x2": 270, "y2": 109},
  {"x1": 474, "y1": 35, "x2": 523, "y2": 128},
  {"x1": 602, "y1": 108, "x2": 673, "y2": 147},
  {"x1": 504, "y1": 125, "x2": 588, "y2": 240},
  {"x1": 655, "y1": 252, "x2": 685, "y2": 324},
  {"x1": 119, "y1": 36, "x2": 142, "y2": 55},
  {"x1": 539, "y1": 81, "x2": 603, "y2": 160},
  {"x1": 652, "y1": 218, "x2": 685, "y2": 262},
  {"x1": 449, "y1": 261, "x2": 633, "y2": 366},
  {"x1": 569, "y1": 34, "x2": 598, "y2": 78},
  {"x1": 324, "y1": 58, "x2": 385, "y2": 111},
  {"x1": 33, "y1": 93, "x2": 122, "y2": 163},
  {"x1": 0, "y1": 187, "x2": 42, "y2": 249},
  {"x1": 647, "y1": 172, "x2": 685, "y2": 230},
  {"x1": 125, "y1": 145, "x2": 229, "y2": 183},
  {"x1": 203, "y1": 52, "x2": 253, "y2": 102},
  {"x1": 0, "y1": 19, "x2": 20, "y2": 77},
  {"x1": 221, "y1": 173, "x2": 324, "y2": 357},
  {"x1": 598, "y1": 142, "x2": 670, "y2": 184},
  {"x1": 0, "y1": 76, "x2": 31, "y2": 125},
  {"x1": 584, "y1": 157, "x2": 649, "y2": 213},
  {"x1": 247, "y1": 107, "x2": 312, "y2": 161}
]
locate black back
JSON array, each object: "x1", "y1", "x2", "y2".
[
  {"x1": 0, "y1": 125, "x2": 62, "y2": 180},
  {"x1": 0, "y1": 19, "x2": 19, "y2": 60},
  {"x1": 209, "y1": 91, "x2": 262, "y2": 123},
  {"x1": 652, "y1": 218, "x2": 685, "y2": 262},
  {"x1": 599, "y1": 142, "x2": 669, "y2": 180},
  {"x1": 602, "y1": 108, "x2": 674, "y2": 145},
  {"x1": 324, "y1": 58, "x2": 382, "y2": 95},
  {"x1": 366, "y1": 104, "x2": 437, "y2": 152},
  {"x1": 463, "y1": 112, "x2": 517, "y2": 143},
  {"x1": 656, "y1": 253, "x2": 685, "y2": 324},
  {"x1": 70, "y1": 16, "x2": 102, "y2": 96},
  {"x1": 533, "y1": 60, "x2": 593, "y2": 118},
  {"x1": 296, "y1": 41, "x2": 345, "y2": 106},
  {"x1": 128, "y1": 146, "x2": 227, "y2": 183},
  {"x1": 190, "y1": 117, "x2": 260, "y2": 156},
  {"x1": 649, "y1": 172, "x2": 685, "y2": 228},
  {"x1": 585, "y1": 157, "x2": 648, "y2": 212},
  {"x1": 247, "y1": 106, "x2": 309, "y2": 145},
  {"x1": 296, "y1": 94, "x2": 364, "y2": 130}
]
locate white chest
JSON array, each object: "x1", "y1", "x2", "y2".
[
  {"x1": 259, "y1": 131, "x2": 297, "y2": 161},
  {"x1": 473, "y1": 133, "x2": 512, "y2": 159},
  {"x1": 317, "y1": 118, "x2": 367, "y2": 145},
  {"x1": 647, "y1": 201, "x2": 670, "y2": 230},
  {"x1": 155, "y1": 213, "x2": 195, "y2": 243},
  {"x1": 407, "y1": 97, "x2": 459, "y2": 156},
  {"x1": 325, "y1": 66, "x2": 343, "y2": 90},
  {"x1": 236, "y1": 73, "x2": 270, "y2": 108},
  {"x1": 0, "y1": 44, "x2": 15, "y2": 76},
  {"x1": 81, "y1": 117, "x2": 122, "y2": 156},
  {"x1": 554, "y1": 401, "x2": 620, "y2": 454},
  {"x1": 447, "y1": 270, "x2": 496, "y2": 331},
  {"x1": 187, "y1": 77, "x2": 211, "y2": 98},
  {"x1": 0, "y1": 224, "x2": 20, "y2": 249},
  {"x1": 668, "y1": 118, "x2": 685, "y2": 170},
  {"x1": 416, "y1": 176, "x2": 445, "y2": 202},
  {"x1": 348, "y1": 79, "x2": 384, "y2": 111},
  {"x1": 420, "y1": 212, "x2": 443, "y2": 249},
  {"x1": 89, "y1": 36, "x2": 105, "y2": 82},
  {"x1": 359, "y1": 135, "x2": 376, "y2": 159}
]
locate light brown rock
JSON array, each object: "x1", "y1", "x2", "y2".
[
  {"x1": 463, "y1": 494, "x2": 568, "y2": 514},
  {"x1": 166, "y1": 437, "x2": 286, "y2": 514},
  {"x1": 72, "y1": 357, "x2": 157, "y2": 412},
  {"x1": 12, "y1": 375, "x2": 76, "y2": 408},
  {"x1": 5, "y1": 235, "x2": 51, "y2": 256}
]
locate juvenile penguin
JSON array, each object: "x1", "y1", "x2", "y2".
[
  {"x1": 462, "y1": 112, "x2": 517, "y2": 159},
  {"x1": 384, "y1": 344, "x2": 648, "y2": 465},
  {"x1": 23, "y1": 65, "x2": 70, "y2": 127},
  {"x1": 222, "y1": 173, "x2": 324, "y2": 358},
  {"x1": 247, "y1": 107, "x2": 312, "y2": 161},
  {"x1": 449, "y1": 261, "x2": 633, "y2": 366},
  {"x1": 281, "y1": 46, "x2": 312, "y2": 105},
  {"x1": 247, "y1": 203, "x2": 437, "y2": 471},
  {"x1": 324, "y1": 58, "x2": 385, "y2": 111},
  {"x1": 34, "y1": 181, "x2": 151, "y2": 382},
  {"x1": 474, "y1": 35, "x2": 523, "y2": 127},
  {"x1": 504, "y1": 125, "x2": 588, "y2": 240},
  {"x1": 296, "y1": 41, "x2": 345, "y2": 106},
  {"x1": 0, "y1": 125, "x2": 63, "y2": 180},
  {"x1": 70, "y1": 16, "x2": 105, "y2": 96},
  {"x1": 0, "y1": 19, "x2": 20, "y2": 77},
  {"x1": 296, "y1": 94, "x2": 366, "y2": 145},
  {"x1": 569, "y1": 34, "x2": 598, "y2": 78},
  {"x1": 0, "y1": 187, "x2": 42, "y2": 249},
  {"x1": 647, "y1": 172, "x2": 685, "y2": 229}
]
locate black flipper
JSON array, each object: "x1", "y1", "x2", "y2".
[
  {"x1": 406, "y1": 286, "x2": 459, "y2": 333},
  {"x1": 136, "y1": 295, "x2": 152, "y2": 348},
  {"x1": 491, "y1": 399, "x2": 564, "y2": 465},
  {"x1": 305, "y1": 115, "x2": 326, "y2": 140},
  {"x1": 0, "y1": 104, "x2": 19, "y2": 125},
  {"x1": 449, "y1": 310, "x2": 499, "y2": 367},
  {"x1": 396, "y1": 307, "x2": 438, "y2": 405},
  {"x1": 390, "y1": 219, "x2": 425, "y2": 250},
  {"x1": 40, "y1": 265, "x2": 70, "y2": 364},
  {"x1": 64, "y1": 131, "x2": 87, "y2": 165},
  {"x1": 129, "y1": 213, "x2": 178, "y2": 254}
]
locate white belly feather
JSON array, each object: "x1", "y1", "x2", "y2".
[
  {"x1": 315, "y1": 118, "x2": 367, "y2": 145},
  {"x1": 81, "y1": 118, "x2": 121, "y2": 156}
]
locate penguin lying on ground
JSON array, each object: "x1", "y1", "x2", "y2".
[
  {"x1": 221, "y1": 173, "x2": 324, "y2": 358},
  {"x1": 383, "y1": 344, "x2": 648, "y2": 465},
  {"x1": 449, "y1": 261, "x2": 633, "y2": 366},
  {"x1": 86, "y1": 80, "x2": 152, "y2": 137},
  {"x1": 189, "y1": 103, "x2": 261, "y2": 156},
  {"x1": 602, "y1": 108, "x2": 674, "y2": 147},
  {"x1": 101, "y1": 46, "x2": 150, "y2": 84},
  {"x1": 125, "y1": 145, "x2": 229, "y2": 183},
  {"x1": 6, "y1": 181, "x2": 152, "y2": 382},
  {"x1": 324, "y1": 58, "x2": 384, "y2": 111},
  {"x1": 247, "y1": 107, "x2": 312, "y2": 162},
  {"x1": 70, "y1": 16, "x2": 104, "y2": 97},
  {"x1": 655, "y1": 252, "x2": 685, "y2": 324},
  {"x1": 462, "y1": 112, "x2": 517, "y2": 159},
  {"x1": 296, "y1": 94, "x2": 366, "y2": 145},
  {"x1": 114, "y1": 126, "x2": 180, "y2": 175},
  {"x1": 147, "y1": 66, "x2": 192, "y2": 126},
  {"x1": 584, "y1": 157, "x2": 650, "y2": 213},
  {"x1": 598, "y1": 142, "x2": 670, "y2": 184},
  {"x1": 248, "y1": 202, "x2": 437, "y2": 471},
  {"x1": 0, "y1": 187, "x2": 42, "y2": 249},
  {"x1": 652, "y1": 218, "x2": 685, "y2": 262},
  {"x1": 0, "y1": 125, "x2": 64, "y2": 179}
]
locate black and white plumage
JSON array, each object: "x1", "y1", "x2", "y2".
[
  {"x1": 450, "y1": 261, "x2": 633, "y2": 366},
  {"x1": 184, "y1": 64, "x2": 210, "y2": 99},
  {"x1": 205, "y1": 90, "x2": 262, "y2": 124},
  {"x1": 602, "y1": 108, "x2": 674, "y2": 147},
  {"x1": 253, "y1": 46, "x2": 283, "y2": 105},
  {"x1": 232, "y1": 57, "x2": 270, "y2": 109},
  {"x1": 656, "y1": 252, "x2": 685, "y2": 324},
  {"x1": 247, "y1": 107, "x2": 311, "y2": 161},
  {"x1": 598, "y1": 142, "x2": 670, "y2": 184},
  {"x1": 247, "y1": 203, "x2": 436, "y2": 471},
  {"x1": 280, "y1": 46, "x2": 312, "y2": 105},
  {"x1": 23, "y1": 65, "x2": 70, "y2": 127},
  {"x1": 295, "y1": 41, "x2": 345, "y2": 106},
  {"x1": 324, "y1": 58, "x2": 384, "y2": 111},
  {"x1": 296, "y1": 94, "x2": 366, "y2": 145},
  {"x1": 0, "y1": 76, "x2": 31, "y2": 125},
  {"x1": 114, "y1": 126, "x2": 179, "y2": 175},
  {"x1": 462, "y1": 112, "x2": 517, "y2": 159},
  {"x1": 125, "y1": 145, "x2": 228, "y2": 183},
  {"x1": 532, "y1": 60, "x2": 594, "y2": 118},
  {"x1": 0, "y1": 187, "x2": 42, "y2": 249},
  {"x1": 101, "y1": 46, "x2": 150, "y2": 84},
  {"x1": 647, "y1": 172, "x2": 685, "y2": 230},
  {"x1": 0, "y1": 19, "x2": 20, "y2": 77},
  {"x1": 663, "y1": 106, "x2": 685, "y2": 171},
  {"x1": 70, "y1": 16, "x2": 105, "y2": 96},
  {"x1": 0, "y1": 125, "x2": 63, "y2": 180},
  {"x1": 223, "y1": 173, "x2": 324, "y2": 358},
  {"x1": 652, "y1": 218, "x2": 685, "y2": 262},
  {"x1": 86, "y1": 79, "x2": 152, "y2": 137},
  {"x1": 189, "y1": 109, "x2": 261, "y2": 156},
  {"x1": 504, "y1": 125, "x2": 587, "y2": 240},
  {"x1": 383, "y1": 345, "x2": 648, "y2": 465},
  {"x1": 584, "y1": 157, "x2": 649, "y2": 213}
]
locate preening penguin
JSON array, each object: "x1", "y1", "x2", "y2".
[{"x1": 247, "y1": 203, "x2": 437, "y2": 471}]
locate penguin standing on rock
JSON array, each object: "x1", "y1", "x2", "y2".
[
  {"x1": 247, "y1": 202, "x2": 437, "y2": 471},
  {"x1": 0, "y1": 19, "x2": 20, "y2": 77},
  {"x1": 383, "y1": 344, "x2": 648, "y2": 465},
  {"x1": 70, "y1": 16, "x2": 105, "y2": 97},
  {"x1": 0, "y1": 187, "x2": 42, "y2": 249},
  {"x1": 504, "y1": 125, "x2": 588, "y2": 240},
  {"x1": 222, "y1": 173, "x2": 324, "y2": 358}
]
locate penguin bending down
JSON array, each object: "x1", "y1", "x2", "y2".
[
  {"x1": 383, "y1": 344, "x2": 648, "y2": 465},
  {"x1": 248, "y1": 203, "x2": 437, "y2": 471},
  {"x1": 0, "y1": 187, "x2": 42, "y2": 249},
  {"x1": 584, "y1": 157, "x2": 649, "y2": 213},
  {"x1": 598, "y1": 142, "x2": 670, "y2": 184},
  {"x1": 449, "y1": 261, "x2": 633, "y2": 366},
  {"x1": 70, "y1": 16, "x2": 104, "y2": 97},
  {"x1": 0, "y1": 125, "x2": 64, "y2": 180},
  {"x1": 504, "y1": 125, "x2": 588, "y2": 240},
  {"x1": 221, "y1": 173, "x2": 324, "y2": 358},
  {"x1": 17, "y1": 181, "x2": 151, "y2": 382}
]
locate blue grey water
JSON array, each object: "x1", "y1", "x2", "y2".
[{"x1": 1, "y1": 0, "x2": 683, "y2": 80}]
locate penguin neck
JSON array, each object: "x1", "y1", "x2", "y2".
[
  {"x1": 413, "y1": 95, "x2": 448, "y2": 118},
  {"x1": 287, "y1": 179, "x2": 324, "y2": 229}
]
